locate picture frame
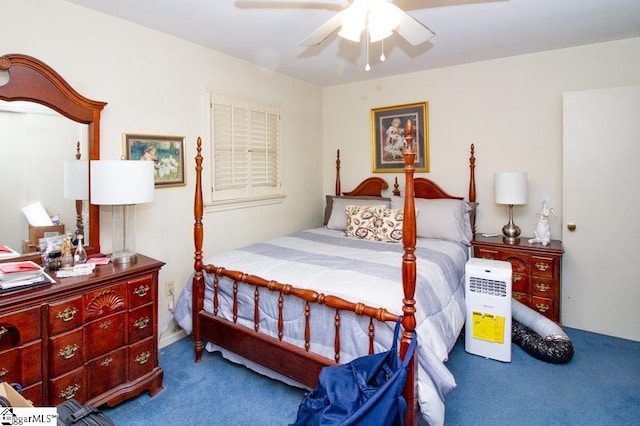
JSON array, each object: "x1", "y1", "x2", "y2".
[
  {"x1": 123, "y1": 134, "x2": 186, "y2": 187},
  {"x1": 371, "y1": 102, "x2": 429, "y2": 173}
]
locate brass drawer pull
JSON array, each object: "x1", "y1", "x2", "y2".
[
  {"x1": 99, "y1": 320, "x2": 112, "y2": 329},
  {"x1": 56, "y1": 307, "x2": 78, "y2": 322},
  {"x1": 535, "y1": 303, "x2": 550, "y2": 313},
  {"x1": 0, "y1": 326, "x2": 8, "y2": 339},
  {"x1": 134, "y1": 317, "x2": 150, "y2": 330},
  {"x1": 100, "y1": 357, "x2": 113, "y2": 367},
  {"x1": 535, "y1": 262, "x2": 550, "y2": 272},
  {"x1": 535, "y1": 282, "x2": 551, "y2": 292},
  {"x1": 0, "y1": 367, "x2": 8, "y2": 378},
  {"x1": 135, "y1": 351, "x2": 151, "y2": 365},
  {"x1": 58, "y1": 344, "x2": 80, "y2": 360},
  {"x1": 513, "y1": 274, "x2": 522, "y2": 282},
  {"x1": 59, "y1": 383, "x2": 80, "y2": 400},
  {"x1": 134, "y1": 285, "x2": 150, "y2": 297}
]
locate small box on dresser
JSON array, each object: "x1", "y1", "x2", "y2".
[
  {"x1": 472, "y1": 235, "x2": 564, "y2": 323},
  {"x1": 0, "y1": 254, "x2": 164, "y2": 407}
]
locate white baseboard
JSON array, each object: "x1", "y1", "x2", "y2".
[{"x1": 159, "y1": 329, "x2": 187, "y2": 348}]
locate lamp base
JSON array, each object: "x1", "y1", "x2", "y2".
[
  {"x1": 502, "y1": 223, "x2": 521, "y2": 243},
  {"x1": 112, "y1": 251, "x2": 138, "y2": 264}
]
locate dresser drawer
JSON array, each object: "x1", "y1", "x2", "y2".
[
  {"x1": 128, "y1": 275, "x2": 154, "y2": 308},
  {"x1": 84, "y1": 283, "x2": 127, "y2": 322},
  {"x1": 50, "y1": 367, "x2": 85, "y2": 405},
  {"x1": 86, "y1": 347, "x2": 126, "y2": 400},
  {"x1": 0, "y1": 306, "x2": 41, "y2": 349},
  {"x1": 49, "y1": 329, "x2": 84, "y2": 377},
  {"x1": 0, "y1": 340, "x2": 42, "y2": 388},
  {"x1": 129, "y1": 304, "x2": 154, "y2": 343},
  {"x1": 512, "y1": 271, "x2": 530, "y2": 294},
  {"x1": 49, "y1": 296, "x2": 83, "y2": 335},
  {"x1": 129, "y1": 337, "x2": 155, "y2": 380},
  {"x1": 22, "y1": 382, "x2": 43, "y2": 406},
  {"x1": 85, "y1": 312, "x2": 125, "y2": 360}
]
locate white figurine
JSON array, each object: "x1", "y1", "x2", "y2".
[{"x1": 528, "y1": 196, "x2": 557, "y2": 246}]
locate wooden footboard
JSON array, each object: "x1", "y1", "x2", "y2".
[{"x1": 197, "y1": 264, "x2": 398, "y2": 387}]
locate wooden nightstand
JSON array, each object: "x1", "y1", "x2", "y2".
[{"x1": 472, "y1": 235, "x2": 564, "y2": 323}]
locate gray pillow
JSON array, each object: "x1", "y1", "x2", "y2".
[
  {"x1": 324, "y1": 195, "x2": 391, "y2": 230},
  {"x1": 391, "y1": 196, "x2": 473, "y2": 244}
]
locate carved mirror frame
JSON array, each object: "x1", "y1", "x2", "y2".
[{"x1": 0, "y1": 53, "x2": 107, "y2": 262}]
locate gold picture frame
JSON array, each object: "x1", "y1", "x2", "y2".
[
  {"x1": 123, "y1": 133, "x2": 186, "y2": 187},
  {"x1": 371, "y1": 102, "x2": 429, "y2": 173}
]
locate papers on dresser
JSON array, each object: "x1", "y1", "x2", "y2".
[
  {"x1": 0, "y1": 244, "x2": 20, "y2": 259},
  {"x1": 0, "y1": 261, "x2": 55, "y2": 293}
]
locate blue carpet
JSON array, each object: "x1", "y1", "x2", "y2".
[{"x1": 102, "y1": 328, "x2": 640, "y2": 425}]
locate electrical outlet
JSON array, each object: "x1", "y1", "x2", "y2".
[{"x1": 165, "y1": 280, "x2": 175, "y2": 297}]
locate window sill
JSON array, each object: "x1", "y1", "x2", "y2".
[{"x1": 205, "y1": 194, "x2": 286, "y2": 213}]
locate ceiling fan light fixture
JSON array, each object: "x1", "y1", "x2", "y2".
[{"x1": 338, "y1": 1, "x2": 366, "y2": 42}]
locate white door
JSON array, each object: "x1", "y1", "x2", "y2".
[{"x1": 562, "y1": 85, "x2": 640, "y2": 342}]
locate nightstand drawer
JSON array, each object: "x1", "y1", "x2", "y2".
[
  {"x1": 532, "y1": 296, "x2": 555, "y2": 319},
  {"x1": 531, "y1": 277, "x2": 558, "y2": 299},
  {"x1": 532, "y1": 255, "x2": 555, "y2": 278}
]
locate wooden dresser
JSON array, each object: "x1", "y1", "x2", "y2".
[
  {"x1": 0, "y1": 254, "x2": 164, "y2": 407},
  {"x1": 472, "y1": 235, "x2": 564, "y2": 323}
]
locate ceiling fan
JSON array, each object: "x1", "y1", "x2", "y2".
[
  {"x1": 236, "y1": 0, "x2": 435, "y2": 48},
  {"x1": 298, "y1": 0, "x2": 435, "y2": 48}
]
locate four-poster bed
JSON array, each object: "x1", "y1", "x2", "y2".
[{"x1": 175, "y1": 125, "x2": 477, "y2": 425}]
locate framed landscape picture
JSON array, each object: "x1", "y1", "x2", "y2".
[
  {"x1": 371, "y1": 102, "x2": 429, "y2": 173},
  {"x1": 124, "y1": 134, "x2": 186, "y2": 187}
]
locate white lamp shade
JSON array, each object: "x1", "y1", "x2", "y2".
[
  {"x1": 90, "y1": 160, "x2": 154, "y2": 205},
  {"x1": 495, "y1": 172, "x2": 528, "y2": 205},
  {"x1": 64, "y1": 159, "x2": 88, "y2": 200}
]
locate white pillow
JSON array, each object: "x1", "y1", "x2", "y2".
[
  {"x1": 391, "y1": 196, "x2": 472, "y2": 244},
  {"x1": 326, "y1": 196, "x2": 391, "y2": 230}
]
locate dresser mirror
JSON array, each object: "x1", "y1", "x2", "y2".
[{"x1": 0, "y1": 53, "x2": 106, "y2": 262}]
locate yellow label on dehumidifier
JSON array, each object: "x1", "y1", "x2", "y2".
[{"x1": 471, "y1": 311, "x2": 505, "y2": 343}]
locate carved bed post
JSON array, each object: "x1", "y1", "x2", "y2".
[
  {"x1": 335, "y1": 149, "x2": 341, "y2": 196},
  {"x1": 401, "y1": 120, "x2": 418, "y2": 425},
  {"x1": 193, "y1": 137, "x2": 205, "y2": 362},
  {"x1": 468, "y1": 144, "x2": 477, "y2": 234}
]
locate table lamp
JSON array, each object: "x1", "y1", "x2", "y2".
[
  {"x1": 64, "y1": 158, "x2": 88, "y2": 244},
  {"x1": 90, "y1": 160, "x2": 154, "y2": 264},
  {"x1": 494, "y1": 171, "x2": 528, "y2": 243}
]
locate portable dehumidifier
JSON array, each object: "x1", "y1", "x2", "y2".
[{"x1": 464, "y1": 257, "x2": 513, "y2": 362}]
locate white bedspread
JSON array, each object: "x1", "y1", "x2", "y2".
[{"x1": 175, "y1": 228, "x2": 467, "y2": 425}]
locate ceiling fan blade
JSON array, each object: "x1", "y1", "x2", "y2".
[
  {"x1": 393, "y1": 7, "x2": 435, "y2": 46},
  {"x1": 299, "y1": 11, "x2": 345, "y2": 47}
]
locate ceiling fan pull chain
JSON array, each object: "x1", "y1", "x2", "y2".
[
  {"x1": 380, "y1": 38, "x2": 386, "y2": 62},
  {"x1": 365, "y1": 24, "x2": 371, "y2": 71}
]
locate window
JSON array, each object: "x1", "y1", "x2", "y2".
[{"x1": 209, "y1": 93, "x2": 282, "y2": 205}]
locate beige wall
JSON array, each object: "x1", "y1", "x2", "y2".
[
  {"x1": 3, "y1": 0, "x2": 324, "y2": 345},
  {"x1": 323, "y1": 38, "x2": 640, "y2": 239}
]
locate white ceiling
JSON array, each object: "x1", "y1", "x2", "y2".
[{"x1": 65, "y1": 0, "x2": 640, "y2": 87}]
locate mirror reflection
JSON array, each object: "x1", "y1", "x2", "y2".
[{"x1": 0, "y1": 100, "x2": 89, "y2": 255}]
